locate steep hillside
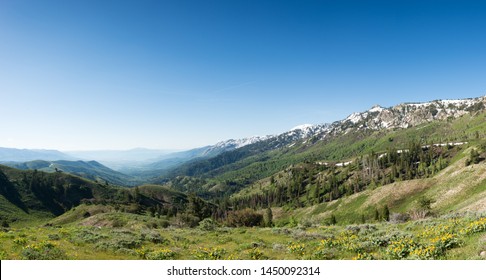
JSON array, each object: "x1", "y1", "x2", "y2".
[
  {"x1": 154, "y1": 97, "x2": 486, "y2": 198},
  {"x1": 0, "y1": 165, "x2": 192, "y2": 225},
  {"x1": 156, "y1": 114, "x2": 483, "y2": 200},
  {"x1": 283, "y1": 146, "x2": 486, "y2": 225}
]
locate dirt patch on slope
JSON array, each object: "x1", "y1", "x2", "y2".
[{"x1": 361, "y1": 179, "x2": 435, "y2": 209}]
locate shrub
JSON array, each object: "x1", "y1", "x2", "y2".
[
  {"x1": 1, "y1": 220, "x2": 9, "y2": 228},
  {"x1": 193, "y1": 247, "x2": 227, "y2": 260},
  {"x1": 353, "y1": 252, "x2": 375, "y2": 260},
  {"x1": 409, "y1": 210, "x2": 429, "y2": 220},
  {"x1": 13, "y1": 237, "x2": 28, "y2": 246},
  {"x1": 312, "y1": 247, "x2": 336, "y2": 260},
  {"x1": 385, "y1": 238, "x2": 419, "y2": 259},
  {"x1": 112, "y1": 219, "x2": 127, "y2": 228},
  {"x1": 288, "y1": 216, "x2": 299, "y2": 227},
  {"x1": 95, "y1": 231, "x2": 143, "y2": 251},
  {"x1": 225, "y1": 209, "x2": 263, "y2": 227},
  {"x1": 460, "y1": 217, "x2": 486, "y2": 235},
  {"x1": 248, "y1": 248, "x2": 266, "y2": 260},
  {"x1": 159, "y1": 219, "x2": 170, "y2": 228},
  {"x1": 0, "y1": 250, "x2": 6, "y2": 259},
  {"x1": 287, "y1": 242, "x2": 306, "y2": 258},
  {"x1": 390, "y1": 213, "x2": 410, "y2": 224},
  {"x1": 21, "y1": 242, "x2": 67, "y2": 260},
  {"x1": 145, "y1": 232, "x2": 167, "y2": 244},
  {"x1": 198, "y1": 218, "x2": 217, "y2": 231},
  {"x1": 48, "y1": 234, "x2": 60, "y2": 241},
  {"x1": 298, "y1": 218, "x2": 315, "y2": 229},
  {"x1": 383, "y1": 206, "x2": 390, "y2": 222},
  {"x1": 71, "y1": 229, "x2": 106, "y2": 244},
  {"x1": 264, "y1": 208, "x2": 273, "y2": 227},
  {"x1": 146, "y1": 249, "x2": 177, "y2": 260},
  {"x1": 179, "y1": 213, "x2": 200, "y2": 228},
  {"x1": 327, "y1": 214, "x2": 337, "y2": 225},
  {"x1": 418, "y1": 196, "x2": 433, "y2": 210}
]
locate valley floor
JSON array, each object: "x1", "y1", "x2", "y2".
[{"x1": 1, "y1": 213, "x2": 485, "y2": 260}]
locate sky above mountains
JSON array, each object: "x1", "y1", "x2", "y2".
[{"x1": 1, "y1": 0, "x2": 486, "y2": 150}]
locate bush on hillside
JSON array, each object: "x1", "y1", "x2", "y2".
[{"x1": 225, "y1": 209, "x2": 263, "y2": 227}]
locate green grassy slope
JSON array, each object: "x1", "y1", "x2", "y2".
[
  {"x1": 270, "y1": 146, "x2": 486, "y2": 226},
  {"x1": 0, "y1": 165, "x2": 192, "y2": 226},
  {"x1": 157, "y1": 112, "x2": 486, "y2": 198}
]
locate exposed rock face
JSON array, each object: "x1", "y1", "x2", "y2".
[
  {"x1": 340, "y1": 96, "x2": 486, "y2": 130},
  {"x1": 195, "y1": 96, "x2": 486, "y2": 156}
]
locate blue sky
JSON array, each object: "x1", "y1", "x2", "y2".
[{"x1": 1, "y1": 0, "x2": 486, "y2": 150}]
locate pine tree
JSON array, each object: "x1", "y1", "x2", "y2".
[
  {"x1": 374, "y1": 208, "x2": 380, "y2": 221},
  {"x1": 264, "y1": 207, "x2": 273, "y2": 227},
  {"x1": 383, "y1": 205, "x2": 390, "y2": 222},
  {"x1": 329, "y1": 214, "x2": 337, "y2": 225}
]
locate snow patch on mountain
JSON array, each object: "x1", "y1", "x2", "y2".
[
  {"x1": 291, "y1": 124, "x2": 314, "y2": 131},
  {"x1": 201, "y1": 95, "x2": 486, "y2": 157},
  {"x1": 369, "y1": 105, "x2": 384, "y2": 113},
  {"x1": 342, "y1": 95, "x2": 486, "y2": 131},
  {"x1": 212, "y1": 135, "x2": 272, "y2": 150}
]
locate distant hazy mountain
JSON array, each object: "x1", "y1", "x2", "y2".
[
  {"x1": 65, "y1": 148, "x2": 174, "y2": 162},
  {"x1": 0, "y1": 147, "x2": 75, "y2": 162},
  {"x1": 3, "y1": 160, "x2": 136, "y2": 187},
  {"x1": 64, "y1": 148, "x2": 176, "y2": 170},
  {"x1": 139, "y1": 126, "x2": 331, "y2": 175}
]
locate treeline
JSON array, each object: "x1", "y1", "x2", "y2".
[{"x1": 228, "y1": 142, "x2": 462, "y2": 211}]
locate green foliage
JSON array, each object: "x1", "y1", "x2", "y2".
[
  {"x1": 383, "y1": 205, "x2": 390, "y2": 222},
  {"x1": 21, "y1": 241, "x2": 67, "y2": 260},
  {"x1": 0, "y1": 214, "x2": 485, "y2": 260},
  {"x1": 247, "y1": 247, "x2": 266, "y2": 260},
  {"x1": 193, "y1": 247, "x2": 227, "y2": 260},
  {"x1": 178, "y1": 213, "x2": 200, "y2": 228},
  {"x1": 3, "y1": 160, "x2": 137, "y2": 187},
  {"x1": 145, "y1": 249, "x2": 177, "y2": 260},
  {"x1": 198, "y1": 218, "x2": 217, "y2": 231},
  {"x1": 287, "y1": 242, "x2": 306, "y2": 258},
  {"x1": 418, "y1": 196, "x2": 433, "y2": 210},
  {"x1": 374, "y1": 208, "x2": 380, "y2": 221},
  {"x1": 465, "y1": 148, "x2": 481, "y2": 166},
  {"x1": 225, "y1": 209, "x2": 263, "y2": 227},
  {"x1": 264, "y1": 207, "x2": 273, "y2": 227},
  {"x1": 329, "y1": 214, "x2": 337, "y2": 225}
]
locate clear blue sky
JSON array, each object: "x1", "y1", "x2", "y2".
[{"x1": 1, "y1": 0, "x2": 486, "y2": 150}]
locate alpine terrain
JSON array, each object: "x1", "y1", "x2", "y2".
[{"x1": 1, "y1": 96, "x2": 486, "y2": 260}]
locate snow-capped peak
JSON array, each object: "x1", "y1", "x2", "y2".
[
  {"x1": 341, "y1": 95, "x2": 486, "y2": 131},
  {"x1": 345, "y1": 112, "x2": 365, "y2": 124},
  {"x1": 213, "y1": 135, "x2": 272, "y2": 150},
  {"x1": 369, "y1": 105, "x2": 384, "y2": 113},
  {"x1": 290, "y1": 124, "x2": 315, "y2": 131}
]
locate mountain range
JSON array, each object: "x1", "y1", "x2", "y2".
[
  {"x1": 0, "y1": 147, "x2": 75, "y2": 162},
  {"x1": 2, "y1": 95, "x2": 486, "y2": 261},
  {"x1": 2, "y1": 96, "x2": 486, "y2": 189}
]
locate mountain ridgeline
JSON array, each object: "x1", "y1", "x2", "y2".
[
  {"x1": 1, "y1": 96, "x2": 486, "y2": 229},
  {"x1": 2, "y1": 160, "x2": 138, "y2": 187},
  {"x1": 153, "y1": 96, "x2": 486, "y2": 190},
  {"x1": 0, "y1": 164, "x2": 195, "y2": 224}
]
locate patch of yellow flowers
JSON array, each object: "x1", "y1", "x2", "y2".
[
  {"x1": 287, "y1": 242, "x2": 306, "y2": 257},
  {"x1": 385, "y1": 238, "x2": 418, "y2": 259},
  {"x1": 193, "y1": 246, "x2": 227, "y2": 260},
  {"x1": 459, "y1": 217, "x2": 486, "y2": 235},
  {"x1": 319, "y1": 231, "x2": 363, "y2": 252}
]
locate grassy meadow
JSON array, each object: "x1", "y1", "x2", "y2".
[{"x1": 1, "y1": 212, "x2": 485, "y2": 260}]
